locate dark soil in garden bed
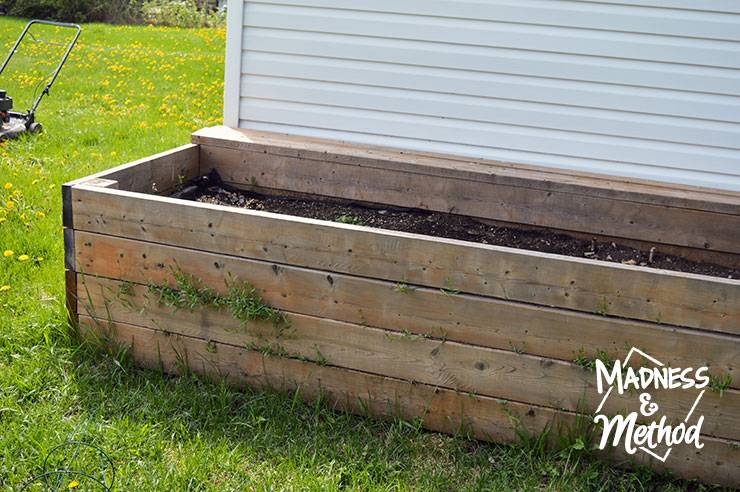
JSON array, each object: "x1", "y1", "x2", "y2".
[{"x1": 175, "y1": 172, "x2": 739, "y2": 279}]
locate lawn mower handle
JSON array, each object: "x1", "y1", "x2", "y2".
[{"x1": 0, "y1": 20, "x2": 81, "y2": 118}]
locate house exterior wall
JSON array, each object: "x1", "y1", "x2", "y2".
[{"x1": 224, "y1": 0, "x2": 740, "y2": 191}]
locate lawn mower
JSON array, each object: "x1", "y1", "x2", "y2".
[{"x1": 0, "y1": 20, "x2": 81, "y2": 141}]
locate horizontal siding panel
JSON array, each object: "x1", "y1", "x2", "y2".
[
  {"x1": 574, "y1": 0, "x2": 740, "y2": 14},
  {"x1": 243, "y1": 3, "x2": 740, "y2": 68},
  {"x1": 241, "y1": 52, "x2": 740, "y2": 123},
  {"x1": 251, "y1": 0, "x2": 740, "y2": 41},
  {"x1": 239, "y1": 120, "x2": 740, "y2": 191},
  {"x1": 240, "y1": 75, "x2": 740, "y2": 148},
  {"x1": 243, "y1": 29, "x2": 740, "y2": 96},
  {"x1": 238, "y1": 98, "x2": 740, "y2": 175},
  {"x1": 234, "y1": 0, "x2": 740, "y2": 190}
]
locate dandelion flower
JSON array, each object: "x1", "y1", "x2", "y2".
[
  {"x1": 5, "y1": 201, "x2": 13, "y2": 210},
  {"x1": 3, "y1": 250, "x2": 12, "y2": 257},
  {"x1": 35, "y1": 211, "x2": 45, "y2": 219},
  {"x1": 68, "y1": 480, "x2": 79, "y2": 490},
  {"x1": 18, "y1": 254, "x2": 29, "y2": 262},
  {"x1": 3, "y1": 182, "x2": 11, "y2": 190},
  {"x1": 0, "y1": 285, "x2": 10, "y2": 292}
]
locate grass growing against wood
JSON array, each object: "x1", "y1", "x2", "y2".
[
  {"x1": 0, "y1": 17, "x2": 714, "y2": 490},
  {"x1": 146, "y1": 268, "x2": 289, "y2": 329}
]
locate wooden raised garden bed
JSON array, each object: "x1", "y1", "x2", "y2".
[{"x1": 63, "y1": 126, "x2": 740, "y2": 486}]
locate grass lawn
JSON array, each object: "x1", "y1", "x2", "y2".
[{"x1": 0, "y1": 17, "x2": 716, "y2": 491}]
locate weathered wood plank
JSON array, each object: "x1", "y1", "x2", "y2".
[
  {"x1": 74, "y1": 241, "x2": 740, "y2": 386},
  {"x1": 70, "y1": 188, "x2": 740, "y2": 334},
  {"x1": 77, "y1": 274, "x2": 740, "y2": 442},
  {"x1": 194, "y1": 126, "x2": 740, "y2": 253},
  {"x1": 193, "y1": 126, "x2": 740, "y2": 210},
  {"x1": 63, "y1": 144, "x2": 199, "y2": 194},
  {"x1": 78, "y1": 315, "x2": 740, "y2": 487}
]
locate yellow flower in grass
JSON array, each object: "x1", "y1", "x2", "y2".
[
  {"x1": 5, "y1": 201, "x2": 13, "y2": 210},
  {"x1": 3, "y1": 182, "x2": 11, "y2": 190},
  {"x1": 3, "y1": 250, "x2": 12, "y2": 257},
  {"x1": 0, "y1": 285, "x2": 10, "y2": 292},
  {"x1": 17, "y1": 254, "x2": 29, "y2": 262},
  {"x1": 68, "y1": 480, "x2": 79, "y2": 490},
  {"x1": 35, "y1": 211, "x2": 45, "y2": 219}
]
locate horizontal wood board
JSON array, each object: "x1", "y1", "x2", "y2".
[{"x1": 70, "y1": 186, "x2": 740, "y2": 334}]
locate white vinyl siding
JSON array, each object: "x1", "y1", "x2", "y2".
[{"x1": 224, "y1": 0, "x2": 740, "y2": 190}]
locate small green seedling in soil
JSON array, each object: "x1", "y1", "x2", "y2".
[{"x1": 335, "y1": 214, "x2": 364, "y2": 225}]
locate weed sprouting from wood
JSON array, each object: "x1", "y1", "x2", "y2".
[
  {"x1": 313, "y1": 345, "x2": 329, "y2": 366},
  {"x1": 440, "y1": 277, "x2": 460, "y2": 296},
  {"x1": 708, "y1": 373, "x2": 732, "y2": 397},
  {"x1": 573, "y1": 348, "x2": 613, "y2": 372},
  {"x1": 394, "y1": 281, "x2": 415, "y2": 293},
  {"x1": 117, "y1": 280, "x2": 135, "y2": 298},
  {"x1": 509, "y1": 341, "x2": 527, "y2": 354},
  {"x1": 145, "y1": 267, "x2": 289, "y2": 329},
  {"x1": 595, "y1": 297, "x2": 609, "y2": 316},
  {"x1": 224, "y1": 278, "x2": 289, "y2": 329},
  {"x1": 335, "y1": 214, "x2": 364, "y2": 225},
  {"x1": 246, "y1": 341, "x2": 289, "y2": 358}
]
